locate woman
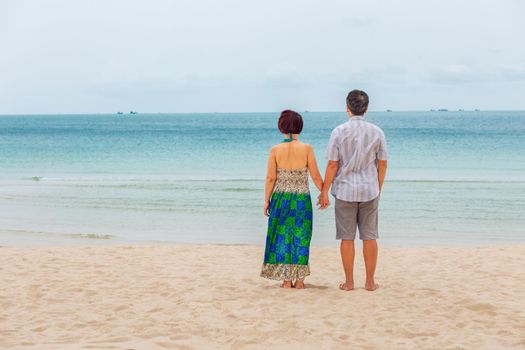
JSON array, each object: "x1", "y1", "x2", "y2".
[{"x1": 260, "y1": 110, "x2": 324, "y2": 289}]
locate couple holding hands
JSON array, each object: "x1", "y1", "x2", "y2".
[{"x1": 260, "y1": 89, "x2": 388, "y2": 291}]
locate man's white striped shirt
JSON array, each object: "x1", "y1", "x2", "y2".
[{"x1": 326, "y1": 115, "x2": 388, "y2": 202}]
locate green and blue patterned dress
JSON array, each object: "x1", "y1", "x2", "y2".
[{"x1": 261, "y1": 167, "x2": 312, "y2": 281}]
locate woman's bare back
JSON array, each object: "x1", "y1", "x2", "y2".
[
  {"x1": 272, "y1": 140, "x2": 310, "y2": 169},
  {"x1": 265, "y1": 140, "x2": 323, "y2": 195}
]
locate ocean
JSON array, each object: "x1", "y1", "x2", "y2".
[{"x1": 0, "y1": 111, "x2": 524, "y2": 246}]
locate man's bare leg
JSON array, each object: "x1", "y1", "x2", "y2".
[
  {"x1": 339, "y1": 240, "x2": 355, "y2": 291},
  {"x1": 363, "y1": 239, "x2": 378, "y2": 291}
]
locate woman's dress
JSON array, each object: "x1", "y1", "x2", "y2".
[{"x1": 260, "y1": 167, "x2": 312, "y2": 280}]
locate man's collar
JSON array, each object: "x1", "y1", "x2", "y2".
[{"x1": 350, "y1": 115, "x2": 365, "y2": 121}]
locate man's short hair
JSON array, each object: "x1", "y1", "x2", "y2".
[{"x1": 346, "y1": 90, "x2": 369, "y2": 115}]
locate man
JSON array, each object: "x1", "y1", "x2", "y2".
[{"x1": 318, "y1": 89, "x2": 387, "y2": 292}]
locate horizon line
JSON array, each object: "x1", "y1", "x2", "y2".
[{"x1": 1, "y1": 109, "x2": 524, "y2": 116}]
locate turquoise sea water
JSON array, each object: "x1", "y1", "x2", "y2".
[{"x1": 0, "y1": 111, "x2": 524, "y2": 246}]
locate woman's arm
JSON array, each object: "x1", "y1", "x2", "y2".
[
  {"x1": 264, "y1": 148, "x2": 277, "y2": 216},
  {"x1": 307, "y1": 145, "x2": 324, "y2": 192}
]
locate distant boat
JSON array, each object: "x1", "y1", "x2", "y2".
[
  {"x1": 438, "y1": 109, "x2": 448, "y2": 112},
  {"x1": 303, "y1": 110, "x2": 310, "y2": 113},
  {"x1": 474, "y1": 109, "x2": 480, "y2": 111},
  {"x1": 117, "y1": 111, "x2": 123, "y2": 115},
  {"x1": 430, "y1": 109, "x2": 436, "y2": 112},
  {"x1": 386, "y1": 109, "x2": 392, "y2": 112},
  {"x1": 129, "y1": 111, "x2": 138, "y2": 115},
  {"x1": 458, "y1": 109, "x2": 465, "y2": 112}
]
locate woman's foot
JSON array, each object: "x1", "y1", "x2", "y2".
[
  {"x1": 339, "y1": 281, "x2": 354, "y2": 291},
  {"x1": 280, "y1": 280, "x2": 293, "y2": 288},
  {"x1": 294, "y1": 279, "x2": 305, "y2": 289},
  {"x1": 365, "y1": 280, "x2": 379, "y2": 291}
]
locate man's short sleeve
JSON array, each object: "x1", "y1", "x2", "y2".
[
  {"x1": 377, "y1": 130, "x2": 388, "y2": 160},
  {"x1": 326, "y1": 128, "x2": 340, "y2": 161}
]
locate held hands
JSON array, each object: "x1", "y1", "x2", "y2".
[
  {"x1": 317, "y1": 192, "x2": 330, "y2": 209},
  {"x1": 266, "y1": 192, "x2": 329, "y2": 215}
]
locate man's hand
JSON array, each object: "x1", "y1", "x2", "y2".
[
  {"x1": 319, "y1": 160, "x2": 338, "y2": 210},
  {"x1": 317, "y1": 192, "x2": 330, "y2": 209}
]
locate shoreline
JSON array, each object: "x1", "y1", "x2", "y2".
[
  {"x1": 2, "y1": 240, "x2": 525, "y2": 249},
  {"x1": 3, "y1": 229, "x2": 525, "y2": 249},
  {"x1": 2, "y1": 227, "x2": 525, "y2": 249},
  {"x1": 1, "y1": 244, "x2": 524, "y2": 349}
]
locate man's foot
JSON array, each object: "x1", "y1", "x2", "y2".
[
  {"x1": 280, "y1": 280, "x2": 293, "y2": 288},
  {"x1": 365, "y1": 281, "x2": 379, "y2": 291},
  {"x1": 295, "y1": 280, "x2": 305, "y2": 289},
  {"x1": 339, "y1": 281, "x2": 354, "y2": 291}
]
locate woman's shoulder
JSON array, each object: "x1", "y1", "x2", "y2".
[
  {"x1": 269, "y1": 143, "x2": 286, "y2": 155},
  {"x1": 269, "y1": 143, "x2": 283, "y2": 151},
  {"x1": 297, "y1": 141, "x2": 313, "y2": 150},
  {"x1": 270, "y1": 141, "x2": 312, "y2": 152}
]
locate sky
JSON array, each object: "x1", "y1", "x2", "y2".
[{"x1": 0, "y1": 0, "x2": 524, "y2": 113}]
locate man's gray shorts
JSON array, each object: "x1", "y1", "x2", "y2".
[{"x1": 335, "y1": 196, "x2": 379, "y2": 241}]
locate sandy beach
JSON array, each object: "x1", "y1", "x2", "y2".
[{"x1": 1, "y1": 244, "x2": 524, "y2": 349}]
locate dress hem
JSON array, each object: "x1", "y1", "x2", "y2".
[{"x1": 260, "y1": 263, "x2": 310, "y2": 281}]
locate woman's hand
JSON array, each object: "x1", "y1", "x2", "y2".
[
  {"x1": 264, "y1": 201, "x2": 270, "y2": 216},
  {"x1": 317, "y1": 192, "x2": 330, "y2": 209}
]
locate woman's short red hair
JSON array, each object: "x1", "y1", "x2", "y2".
[{"x1": 278, "y1": 109, "x2": 303, "y2": 134}]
